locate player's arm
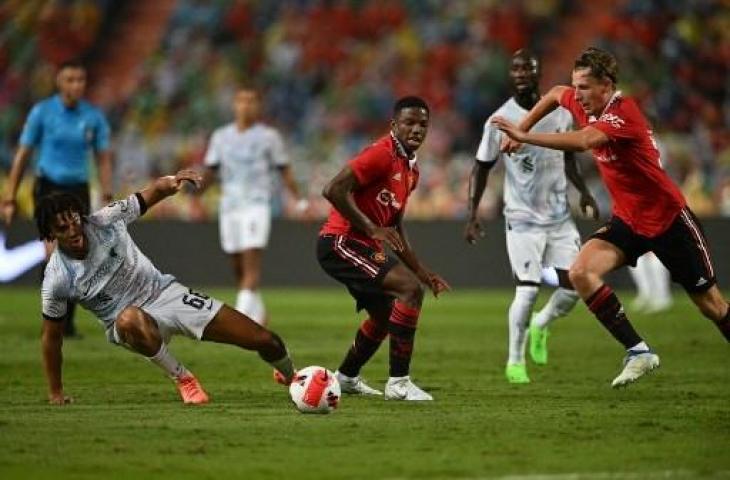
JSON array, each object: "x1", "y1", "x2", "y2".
[
  {"x1": 394, "y1": 214, "x2": 450, "y2": 297},
  {"x1": 564, "y1": 152, "x2": 599, "y2": 219},
  {"x1": 1, "y1": 145, "x2": 33, "y2": 225},
  {"x1": 322, "y1": 165, "x2": 404, "y2": 251},
  {"x1": 96, "y1": 149, "x2": 113, "y2": 204},
  {"x1": 138, "y1": 169, "x2": 203, "y2": 212},
  {"x1": 41, "y1": 316, "x2": 71, "y2": 405},
  {"x1": 465, "y1": 160, "x2": 495, "y2": 245},
  {"x1": 494, "y1": 119, "x2": 609, "y2": 152},
  {"x1": 278, "y1": 165, "x2": 310, "y2": 215}
]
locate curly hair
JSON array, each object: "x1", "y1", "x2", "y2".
[
  {"x1": 574, "y1": 47, "x2": 618, "y2": 84},
  {"x1": 35, "y1": 193, "x2": 85, "y2": 241}
]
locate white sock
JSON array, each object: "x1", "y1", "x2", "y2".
[
  {"x1": 236, "y1": 289, "x2": 256, "y2": 317},
  {"x1": 533, "y1": 288, "x2": 579, "y2": 329},
  {"x1": 508, "y1": 285, "x2": 539, "y2": 365},
  {"x1": 628, "y1": 341, "x2": 650, "y2": 353},
  {"x1": 249, "y1": 291, "x2": 266, "y2": 326},
  {"x1": 148, "y1": 343, "x2": 188, "y2": 379}
]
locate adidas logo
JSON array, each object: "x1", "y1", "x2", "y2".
[
  {"x1": 696, "y1": 277, "x2": 708, "y2": 287},
  {"x1": 392, "y1": 172, "x2": 402, "y2": 181}
]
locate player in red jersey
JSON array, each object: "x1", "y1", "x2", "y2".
[
  {"x1": 492, "y1": 47, "x2": 730, "y2": 388},
  {"x1": 318, "y1": 96, "x2": 450, "y2": 401}
]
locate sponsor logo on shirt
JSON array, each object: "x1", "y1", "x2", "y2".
[{"x1": 376, "y1": 189, "x2": 401, "y2": 209}]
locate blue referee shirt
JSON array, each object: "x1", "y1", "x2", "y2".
[{"x1": 19, "y1": 94, "x2": 110, "y2": 186}]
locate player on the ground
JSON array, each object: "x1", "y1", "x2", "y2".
[
  {"x1": 493, "y1": 47, "x2": 730, "y2": 387},
  {"x1": 201, "y1": 85, "x2": 309, "y2": 326},
  {"x1": 318, "y1": 96, "x2": 450, "y2": 401},
  {"x1": 38, "y1": 170, "x2": 295, "y2": 405},
  {"x1": 466, "y1": 49, "x2": 599, "y2": 384},
  {"x1": 2, "y1": 60, "x2": 113, "y2": 338}
]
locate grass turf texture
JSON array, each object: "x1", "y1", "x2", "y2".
[{"x1": 1, "y1": 287, "x2": 729, "y2": 479}]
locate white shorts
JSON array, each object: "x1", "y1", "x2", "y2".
[
  {"x1": 505, "y1": 219, "x2": 581, "y2": 284},
  {"x1": 219, "y1": 205, "x2": 271, "y2": 253},
  {"x1": 111, "y1": 282, "x2": 223, "y2": 345}
]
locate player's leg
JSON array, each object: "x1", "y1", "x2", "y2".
[
  {"x1": 231, "y1": 206, "x2": 270, "y2": 326},
  {"x1": 380, "y1": 262, "x2": 432, "y2": 400},
  {"x1": 335, "y1": 299, "x2": 390, "y2": 396},
  {"x1": 504, "y1": 225, "x2": 545, "y2": 382},
  {"x1": 628, "y1": 254, "x2": 651, "y2": 311},
  {"x1": 530, "y1": 221, "x2": 581, "y2": 365},
  {"x1": 652, "y1": 207, "x2": 729, "y2": 341},
  {"x1": 570, "y1": 231, "x2": 658, "y2": 388},
  {"x1": 114, "y1": 305, "x2": 208, "y2": 404}
]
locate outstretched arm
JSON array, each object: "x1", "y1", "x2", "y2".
[
  {"x1": 322, "y1": 165, "x2": 404, "y2": 252},
  {"x1": 564, "y1": 152, "x2": 599, "y2": 219},
  {"x1": 96, "y1": 150, "x2": 113, "y2": 204},
  {"x1": 42, "y1": 318, "x2": 71, "y2": 405},
  {"x1": 1, "y1": 146, "x2": 33, "y2": 226},
  {"x1": 138, "y1": 169, "x2": 202, "y2": 211},
  {"x1": 493, "y1": 118, "x2": 609, "y2": 152},
  {"x1": 278, "y1": 165, "x2": 310, "y2": 215}
]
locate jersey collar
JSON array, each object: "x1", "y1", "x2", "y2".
[{"x1": 390, "y1": 132, "x2": 417, "y2": 168}]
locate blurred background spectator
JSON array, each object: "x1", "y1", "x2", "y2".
[{"x1": 1, "y1": 0, "x2": 727, "y2": 220}]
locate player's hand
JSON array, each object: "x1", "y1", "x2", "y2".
[
  {"x1": 580, "y1": 192, "x2": 600, "y2": 220},
  {"x1": 1, "y1": 198, "x2": 16, "y2": 227},
  {"x1": 158, "y1": 170, "x2": 203, "y2": 195},
  {"x1": 48, "y1": 391, "x2": 73, "y2": 406},
  {"x1": 491, "y1": 117, "x2": 525, "y2": 153},
  {"x1": 464, "y1": 218, "x2": 485, "y2": 245},
  {"x1": 418, "y1": 269, "x2": 451, "y2": 298},
  {"x1": 370, "y1": 226, "x2": 404, "y2": 252}
]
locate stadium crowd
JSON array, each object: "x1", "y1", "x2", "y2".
[{"x1": 0, "y1": 0, "x2": 728, "y2": 220}]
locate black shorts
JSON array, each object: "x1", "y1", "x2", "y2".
[
  {"x1": 591, "y1": 207, "x2": 717, "y2": 293},
  {"x1": 317, "y1": 234, "x2": 398, "y2": 312},
  {"x1": 33, "y1": 177, "x2": 91, "y2": 216}
]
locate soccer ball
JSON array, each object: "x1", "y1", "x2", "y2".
[{"x1": 289, "y1": 366, "x2": 341, "y2": 414}]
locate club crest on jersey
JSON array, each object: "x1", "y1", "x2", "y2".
[
  {"x1": 598, "y1": 113, "x2": 625, "y2": 129},
  {"x1": 376, "y1": 189, "x2": 401, "y2": 209},
  {"x1": 371, "y1": 252, "x2": 387, "y2": 264},
  {"x1": 392, "y1": 172, "x2": 402, "y2": 181}
]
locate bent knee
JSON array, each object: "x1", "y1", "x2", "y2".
[
  {"x1": 115, "y1": 306, "x2": 145, "y2": 336},
  {"x1": 398, "y1": 280, "x2": 424, "y2": 306}
]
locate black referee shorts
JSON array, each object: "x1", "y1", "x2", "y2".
[
  {"x1": 590, "y1": 207, "x2": 717, "y2": 293},
  {"x1": 317, "y1": 234, "x2": 398, "y2": 312},
  {"x1": 33, "y1": 177, "x2": 91, "y2": 216}
]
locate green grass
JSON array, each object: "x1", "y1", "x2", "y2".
[{"x1": 1, "y1": 287, "x2": 729, "y2": 479}]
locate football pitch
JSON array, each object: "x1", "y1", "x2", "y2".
[{"x1": 1, "y1": 287, "x2": 728, "y2": 479}]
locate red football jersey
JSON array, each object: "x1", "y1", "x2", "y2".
[
  {"x1": 321, "y1": 134, "x2": 419, "y2": 249},
  {"x1": 559, "y1": 88, "x2": 685, "y2": 237}
]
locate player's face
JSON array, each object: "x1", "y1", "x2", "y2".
[
  {"x1": 50, "y1": 211, "x2": 88, "y2": 258},
  {"x1": 56, "y1": 67, "x2": 87, "y2": 104},
  {"x1": 391, "y1": 107, "x2": 429, "y2": 152},
  {"x1": 510, "y1": 56, "x2": 538, "y2": 94},
  {"x1": 233, "y1": 90, "x2": 261, "y2": 123},
  {"x1": 571, "y1": 67, "x2": 613, "y2": 116}
]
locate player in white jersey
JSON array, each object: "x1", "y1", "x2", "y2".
[
  {"x1": 37, "y1": 169, "x2": 296, "y2": 405},
  {"x1": 202, "y1": 85, "x2": 308, "y2": 326},
  {"x1": 465, "y1": 49, "x2": 599, "y2": 383}
]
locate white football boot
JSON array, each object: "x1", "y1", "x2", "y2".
[
  {"x1": 611, "y1": 350, "x2": 660, "y2": 388},
  {"x1": 384, "y1": 376, "x2": 433, "y2": 401},
  {"x1": 335, "y1": 371, "x2": 383, "y2": 395}
]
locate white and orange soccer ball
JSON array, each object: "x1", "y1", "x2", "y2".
[{"x1": 289, "y1": 366, "x2": 341, "y2": 414}]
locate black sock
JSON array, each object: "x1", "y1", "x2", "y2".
[
  {"x1": 338, "y1": 318, "x2": 387, "y2": 377},
  {"x1": 586, "y1": 285, "x2": 642, "y2": 349}
]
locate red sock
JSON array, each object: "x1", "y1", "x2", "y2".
[{"x1": 388, "y1": 301, "x2": 420, "y2": 377}]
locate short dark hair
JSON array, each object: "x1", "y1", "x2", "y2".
[
  {"x1": 58, "y1": 59, "x2": 86, "y2": 72},
  {"x1": 574, "y1": 47, "x2": 618, "y2": 84},
  {"x1": 393, "y1": 96, "x2": 429, "y2": 117},
  {"x1": 35, "y1": 193, "x2": 85, "y2": 241},
  {"x1": 512, "y1": 48, "x2": 539, "y2": 75}
]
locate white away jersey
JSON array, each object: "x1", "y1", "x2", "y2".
[
  {"x1": 204, "y1": 122, "x2": 289, "y2": 211},
  {"x1": 42, "y1": 195, "x2": 175, "y2": 334},
  {"x1": 476, "y1": 98, "x2": 573, "y2": 226}
]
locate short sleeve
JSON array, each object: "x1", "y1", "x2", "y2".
[
  {"x1": 41, "y1": 261, "x2": 70, "y2": 320},
  {"x1": 475, "y1": 120, "x2": 501, "y2": 164},
  {"x1": 349, "y1": 145, "x2": 391, "y2": 186},
  {"x1": 93, "y1": 109, "x2": 111, "y2": 151},
  {"x1": 19, "y1": 103, "x2": 43, "y2": 148},
  {"x1": 89, "y1": 193, "x2": 141, "y2": 226},
  {"x1": 268, "y1": 129, "x2": 289, "y2": 167},
  {"x1": 592, "y1": 102, "x2": 641, "y2": 141},
  {"x1": 203, "y1": 131, "x2": 221, "y2": 167}
]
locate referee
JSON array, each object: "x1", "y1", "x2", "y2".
[{"x1": 1, "y1": 59, "x2": 113, "y2": 337}]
